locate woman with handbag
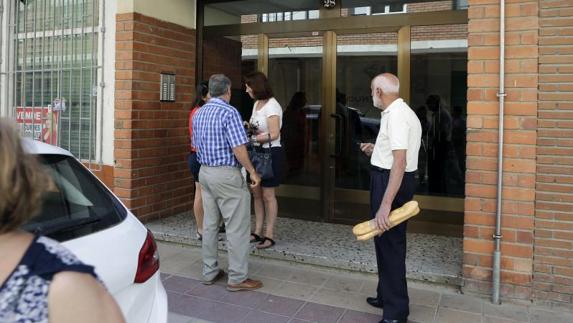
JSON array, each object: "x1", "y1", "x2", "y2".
[{"x1": 245, "y1": 72, "x2": 284, "y2": 249}]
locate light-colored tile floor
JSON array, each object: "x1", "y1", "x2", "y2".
[
  {"x1": 159, "y1": 241, "x2": 573, "y2": 323},
  {"x1": 148, "y1": 213, "x2": 463, "y2": 285}
]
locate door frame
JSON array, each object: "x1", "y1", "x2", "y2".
[{"x1": 199, "y1": 4, "x2": 468, "y2": 223}]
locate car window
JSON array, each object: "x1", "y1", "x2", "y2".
[{"x1": 22, "y1": 154, "x2": 127, "y2": 242}]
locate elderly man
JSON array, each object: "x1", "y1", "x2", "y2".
[
  {"x1": 192, "y1": 74, "x2": 263, "y2": 291},
  {"x1": 360, "y1": 73, "x2": 422, "y2": 323}
]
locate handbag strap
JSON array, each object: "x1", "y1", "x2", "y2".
[{"x1": 266, "y1": 133, "x2": 272, "y2": 149}]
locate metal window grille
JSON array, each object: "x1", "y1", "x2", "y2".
[{"x1": 2, "y1": 0, "x2": 104, "y2": 163}]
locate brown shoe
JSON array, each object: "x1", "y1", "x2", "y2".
[
  {"x1": 201, "y1": 270, "x2": 225, "y2": 285},
  {"x1": 226, "y1": 278, "x2": 263, "y2": 292}
]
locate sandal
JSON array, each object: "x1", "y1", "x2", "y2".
[
  {"x1": 196, "y1": 231, "x2": 203, "y2": 241},
  {"x1": 256, "y1": 237, "x2": 276, "y2": 249},
  {"x1": 250, "y1": 233, "x2": 262, "y2": 243}
]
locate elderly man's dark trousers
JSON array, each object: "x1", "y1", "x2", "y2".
[{"x1": 370, "y1": 167, "x2": 416, "y2": 321}]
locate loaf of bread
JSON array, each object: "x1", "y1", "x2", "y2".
[{"x1": 352, "y1": 201, "x2": 420, "y2": 241}]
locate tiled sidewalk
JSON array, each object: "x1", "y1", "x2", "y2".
[{"x1": 159, "y1": 241, "x2": 573, "y2": 323}]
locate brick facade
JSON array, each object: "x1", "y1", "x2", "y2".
[
  {"x1": 464, "y1": 0, "x2": 539, "y2": 300},
  {"x1": 535, "y1": 0, "x2": 573, "y2": 307},
  {"x1": 114, "y1": 13, "x2": 195, "y2": 222}
]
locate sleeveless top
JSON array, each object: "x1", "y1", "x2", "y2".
[{"x1": 0, "y1": 236, "x2": 97, "y2": 323}]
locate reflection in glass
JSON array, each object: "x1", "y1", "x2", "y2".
[
  {"x1": 268, "y1": 36, "x2": 323, "y2": 187},
  {"x1": 335, "y1": 33, "x2": 398, "y2": 191},
  {"x1": 411, "y1": 23, "x2": 467, "y2": 198}
]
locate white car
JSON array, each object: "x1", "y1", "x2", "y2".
[{"x1": 21, "y1": 139, "x2": 168, "y2": 323}]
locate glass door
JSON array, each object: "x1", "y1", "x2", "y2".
[
  {"x1": 330, "y1": 31, "x2": 399, "y2": 223},
  {"x1": 266, "y1": 32, "x2": 325, "y2": 221}
]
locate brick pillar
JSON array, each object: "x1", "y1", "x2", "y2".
[
  {"x1": 464, "y1": 0, "x2": 539, "y2": 300},
  {"x1": 114, "y1": 13, "x2": 195, "y2": 221},
  {"x1": 535, "y1": 0, "x2": 573, "y2": 308}
]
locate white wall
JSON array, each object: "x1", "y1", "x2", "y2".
[
  {"x1": 117, "y1": 0, "x2": 196, "y2": 29},
  {"x1": 100, "y1": 0, "x2": 116, "y2": 165}
]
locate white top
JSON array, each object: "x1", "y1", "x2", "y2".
[
  {"x1": 371, "y1": 98, "x2": 422, "y2": 172},
  {"x1": 249, "y1": 97, "x2": 283, "y2": 148}
]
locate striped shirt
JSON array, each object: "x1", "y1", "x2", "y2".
[{"x1": 192, "y1": 97, "x2": 248, "y2": 167}]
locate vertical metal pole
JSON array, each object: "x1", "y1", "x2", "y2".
[
  {"x1": 257, "y1": 34, "x2": 268, "y2": 75},
  {"x1": 41, "y1": 0, "x2": 47, "y2": 142},
  {"x1": 398, "y1": 25, "x2": 411, "y2": 105},
  {"x1": 88, "y1": 0, "x2": 97, "y2": 166},
  {"x1": 492, "y1": 0, "x2": 506, "y2": 306},
  {"x1": 67, "y1": 0, "x2": 74, "y2": 152},
  {"x1": 12, "y1": 0, "x2": 19, "y2": 120},
  {"x1": 22, "y1": 0, "x2": 28, "y2": 137},
  {"x1": 31, "y1": 0, "x2": 37, "y2": 140},
  {"x1": 58, "y1": 0, "x2": 65, "y2": 147},
  {"x1": 97, "y1": 0, "x2": 104, "y2": 165},
  {"x1": 51, "y1": 0, "x2": 56, "y2": 141},
  {"x1": 321, "y1": 30, "x2": 336, "y2": 221},
  {"x1": 79, "y1": 0, "x2": 85, "y2": 159},
  {"x1": 0, "y1": 0, "x2": 4, "y2": 116}
]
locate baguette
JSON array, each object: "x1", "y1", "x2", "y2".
[{"x1": 352, "y1": 201, "x2": 420, "y2": 240}]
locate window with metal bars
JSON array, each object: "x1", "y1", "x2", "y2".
[{"x1": 6, "y1": 0, "x2": 102, "y2": 162}]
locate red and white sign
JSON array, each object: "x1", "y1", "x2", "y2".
[{"x1": 15, "y1": 106, "x2": 59, "y2": 145}]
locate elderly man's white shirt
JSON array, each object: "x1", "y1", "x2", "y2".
[{"x1": 371, "y1": 98, "x2": 422, "y2": 172}]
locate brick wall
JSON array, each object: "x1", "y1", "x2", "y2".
[
  {"x1": 535, "y1": 0, "x2": 573, "y2": 308},
  {"x1": 464, "y1": 0, "x2": 539, "y2": 300},
  {"x1": 115, "y1": 13, "x2": 195, "y2": 222}
]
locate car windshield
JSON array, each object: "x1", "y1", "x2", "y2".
[{"x1": 22, "y1": 154, "x2": 126, "y2": 242}]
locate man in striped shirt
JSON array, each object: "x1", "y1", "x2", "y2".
[{"x1": 193, "y1": 74, "x2": 263, "y2": 291}]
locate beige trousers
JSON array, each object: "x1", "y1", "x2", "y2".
[{"x1": 199, "y1": 166, "x2": 251, "y2": 284}]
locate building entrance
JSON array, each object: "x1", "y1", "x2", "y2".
[{"x1": 199, "y1": 0, "x2": 468, "y2": 236}]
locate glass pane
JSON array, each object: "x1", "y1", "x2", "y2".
[
  {"x1": 268, "y1": 34, "x2": 323, "y2": 187},
  {"x1": 411, "y1": 24, "x2": 468, "y2": 198},
  {"x1": 267, "y1": 34, "x2": 323, "y2": 221},
  {"x1": 335, "y1": 32, "x2": 398, "y2": 191}
]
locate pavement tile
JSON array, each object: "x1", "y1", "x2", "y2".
[
  {"x1": 157, "y1": 241, "x2": 188, "y2": 258},
  {"x1": 287, "y1": 268, "x2": 330, "y2": 287},
  {"x1": 185, "y1": 283, "x2": 228, "y2": 301},
  {"x1": 255, "y1": 263, "x2": 295, "y2": 280},
  {"x1": 408, "y1": 304, "x2": 436, "y2": 323},
  {"x1": 273, "y1": 281, "x2": 318, "y2": 300},
  {"x1": 439, "y1": 293, "x2": 483, "y2": 313},
  {"x1": 256, "y1": 294, "x2": 305, "y2": 316},
  {"x1": 251, "y1": 275, "x2": 283, "y2": 294},
  {"x1": 408, "y1": 287, "x2": 441, "y2": 308},
  {"x1": 294, "y1": 302, "x2": 345, "y2": 323},
  {"x1": 338, "y1": 309, "x2": 381, "y2": 323},
  {"x1": 529, "y1": 308, "x2": 573, "y2": 323},
  {"x1": 177, "y1": 295, "x2": 250, "y2": 323},
  {"x1": 482, "y1": 303, "x2": 529, "y2": 322},
  {"x1": 240, "y1": 310, "x2": 290, "y2": 323},
  {"x1": 309, "y1": 287, "x2": 377, "y2": 315},
  {"x1": 163, "y1": 275, "x2": 202, "y2": 294},
  {"x1": 436, "y1": 308, "x2": 482, "y2": 323},
  {"x1": 322, "y1": 274, "x2": 366, "y2": 293},
  {"x1": 218, "y1": 290, "x2": 268, "y2": 308}
]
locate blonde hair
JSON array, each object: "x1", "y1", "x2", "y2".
[{"x1": 0, "y1": 119, "x2": 50, "y2": 234}]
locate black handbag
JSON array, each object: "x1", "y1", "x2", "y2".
[{"x1": 248, "y1": 134, "x2": 274, "y2": 180}]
